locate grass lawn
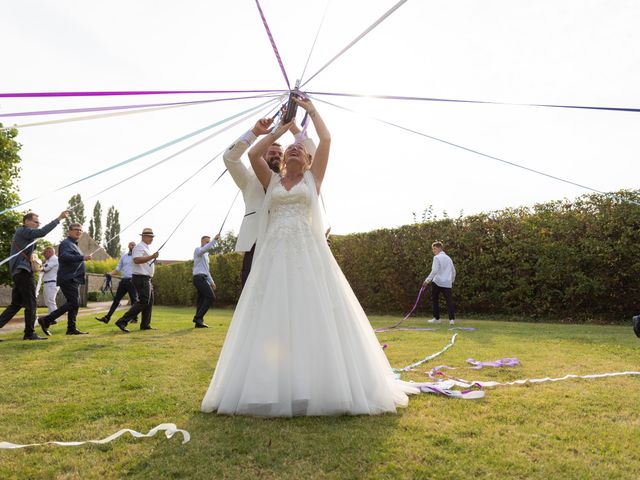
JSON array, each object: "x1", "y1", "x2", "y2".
[{"x1": 1, "y1": 307, "x2": 639, "y2": 479}]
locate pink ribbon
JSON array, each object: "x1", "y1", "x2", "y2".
[{"x1": 375, "y1": 285, "x2": 426, "y2": 333}]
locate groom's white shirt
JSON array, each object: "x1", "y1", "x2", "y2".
[{"x1": 223, "y1": 129, "x2": 316, "y2": 252}]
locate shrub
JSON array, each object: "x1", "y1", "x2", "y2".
[{"x1": 86, "y1": 258, "x2": 118, "y2": 274}]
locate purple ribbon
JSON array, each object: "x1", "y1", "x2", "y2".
[
  {"x1": 306, "y1": 91, "x2": 640, "y2": 113},
  {"x1": 374, "y1": 285, "x2": 426, "y2": 333},
  {"x1": 0, "y1": 93, "x2": 281, "y2": 118},
  {"x1": 254, "y1": 0, "x2": 291, "y2": 90},
  {"x1": 467, "y1": 358, "x2": 520, "y2": 369},
  {"x1": 0, "y1": 89, "x2": 283, "y2": 98}
]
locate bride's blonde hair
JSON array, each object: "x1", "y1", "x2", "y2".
[{"x1": 280, "y1": 143, "x2": 312, "y2": 176}]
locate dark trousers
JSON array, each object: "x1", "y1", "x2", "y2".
[
  {"x1": 105, "y1": 277, "x2": 138, "y2": 320},
  {"x1": 193, "y1": 275, "x2": 215, "y2": 324},
  {"x1": 241, "y1": 244, "x2": 256, "y2": 289},
  {"x1": 41, "y1": 280, "x2": 80, "y2": 331},
  {"x1": 118, "y1": 275, "x2": 153, "y2": 328},
  {"x1": 0, "y1": 270, "x2": 37, "y2": 335},
  {"x1": 432, "y1": 283, "x2": 455, "y2": 320}
]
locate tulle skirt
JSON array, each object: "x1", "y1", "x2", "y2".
[{"x1": 201, "y1": 221, "x2": 417, "y2": 417}]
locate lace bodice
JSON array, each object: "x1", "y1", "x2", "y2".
[{"x1": 267, "y1": 180, "x2": 313, "y2": 238}]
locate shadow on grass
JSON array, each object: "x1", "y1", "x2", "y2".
[{"x1": 128, "y1": 411, "x2": 401, "y2": 479}]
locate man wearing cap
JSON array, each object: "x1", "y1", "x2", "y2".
[
  {"x1": 114, "y1": 228, "x2": 159, "y2": 333},
  {"x1": 223, "y1": 117, "x2": 315, "y2": 288},
  {"x1": 192, "y1": 233, "x2": 221, "y2": 328},
  {"x1": 41, "y1": 246, "x2": 60, "y2": 314},
  {"x1": 95, "y1": 241, "x2": 139, "y2": 325},
  {"x1": 38, "y1": 222, "x2": 92, "y2": 335},
  {"x1": 0, "y1": 210, "x2": 69, "y2": 341}
]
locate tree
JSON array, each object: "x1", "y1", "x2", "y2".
[
  {"x1": 88, "y1": 201, "x2": 102, "y2": 243},
  {"x1": 211, "y1": 231, "x2": 238, "y2": 254},
  {"x1": 0, "y1": 124, "x2": 23, "y2": 285},
  {"x1": 104, "y1": 206, "x2": 121, "y2": 257},
  {"x1": 62, "y1": 193, "x2": 85, "y2": 238}
]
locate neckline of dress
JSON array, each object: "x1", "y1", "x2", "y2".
[{"x1": 279, "y1": 175, "x2": 304, "y2": 192}]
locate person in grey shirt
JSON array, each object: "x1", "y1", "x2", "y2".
[
  {"x1": 192, "y1": 233, "x2": 221, "y2": 328},
  {"x1": 423, "y1": 241, "x2": 457, "y2": 325},
  {"x1": 0, "y1": 210, "x2": 68, "y2": 340}
]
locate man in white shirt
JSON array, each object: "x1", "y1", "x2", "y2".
[
  {"x1": 41, "y1": 246, "x2": 59, "y2": 314},
  {"x1": 423, "y1": 241, "x2": 457, "y2": 325},
  {"x1": 114, "y1": 228, "x2": 159, "y2": 333},
  {"x1": 223, "y1": 117, "x2": 315, "y2": 288},
  {"x1": 96, "y1": 241, "x2": 138, "y2": 324},
  {"x1": 192, "y1": 233, "x2": 221, "y2": 328}
]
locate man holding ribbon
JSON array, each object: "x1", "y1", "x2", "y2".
[
  {"x1": 38, "y1": 222, "x2": 92, "y2": 336},
  {"x1": 423, "y1": 241, "x2": 457, "y2": 325},
  {"x1": 114, "y1": 228, "x2": 159, "y2": 333},
  {"x1": 0, "y1": 210, "x2": 68, "y2": 340}
]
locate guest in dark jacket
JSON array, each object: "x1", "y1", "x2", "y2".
[
  {"x1": 38, "y1": 223, "x2": 92, "y2": 336},
  {"x1": 0, "y1": 210, "x2": 68, "y2": 341}
]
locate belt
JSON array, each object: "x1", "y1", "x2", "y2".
[
  {"x1": 132, "y1": 274, "x2": 151, "y2": 278},
  {"x1": 244, "y1": 211, "x2": 256, "y2": 217},
  {"x1": 194, "y1": 274, "x2": 208, "y2": 277},
  {"x1": 44, "y1": 280, "x2": 56, "y2": 284}
]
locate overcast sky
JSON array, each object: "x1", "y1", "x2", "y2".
[{"x1": 2, "y1": 0, "x2": 639, "y2": 259}]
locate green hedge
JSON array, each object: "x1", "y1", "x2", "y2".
[
  {"x1": 153, "y1": 191, "x2": 640, "y2": 321},
  {"x1": 153, "y1": 253, "x2": 243, "y2": 307}
]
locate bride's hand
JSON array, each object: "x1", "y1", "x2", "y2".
[{"x1": 293, "y1": 96, "x2": 315, "y2": 113}]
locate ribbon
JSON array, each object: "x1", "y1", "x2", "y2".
[
  {"x1": 0, "y1": 97, "x2": 276, "y2": 216},
  {"x1": 254, "y1": 0, "x2": 291, "y2": 89},
  {"x1": 393, "y1": 333, "x2": 457, "y2": 372},
  {"x1": 0, "y1": 240, "x2": 37, "y2": 268},
  {"x1": 0, "y1": 93, "x2": 282, "y2": 118},
  {"x1": 467, "y1": 357, "x2": 520, "y2": 369},
  {"x1": 375, "y1": 286, "x2": 426, "y2": 332},
  {"x1": 305, "y1": 90, "x2": 640, "y2": 114},
  {"x1": 0, "y1": 89, "x2": 283, "y2": 98},
  {"x1": 0, "y1": 423, "x2": 189, "y2": 449},
  {"x1": 301, "y1": 0, "x2": 409, "y2": 87}
]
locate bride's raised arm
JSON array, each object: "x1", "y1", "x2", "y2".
[
  {"x1": 248, "y1": 120, "x2": 293, "y2": 189},
  {"x1": 294, "y1": 98, "x2": 330, "y2": 193}
]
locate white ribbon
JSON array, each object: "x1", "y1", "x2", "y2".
[
  {"x1": 470, "y1": 370, "x2": 640, "y2": 388},
  {"x1": 0, "y1": 423, "x2": 190, "y2": 449},
  {"x1": 393, "y1": 333, "x2": 458, "y2": 372}
]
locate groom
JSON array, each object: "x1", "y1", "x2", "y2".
[{"x1": 223, "y1": 117, "x2": 315, "y2": 288}]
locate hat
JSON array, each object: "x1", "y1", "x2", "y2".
[{"x1": 140, "y1": 228, "x2": 155, "y2": 237}]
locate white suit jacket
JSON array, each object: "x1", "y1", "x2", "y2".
[{"x1": 223, "y1": 130, "x2": 316, "y2": 252}]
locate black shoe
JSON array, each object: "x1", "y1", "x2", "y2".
[
  {"x1": 115, "y1": 320, "x2": 130, "y2": 333},
  {"x1": 194, "y1": 322, "x2": 209, "y2": 328},
  {"x1": 24, "y1": 332, "x2": 48, "y2": 340},
  {"x1": 633, "y1": 315, "x2": 640, "y2": 338},
  {"x1": 66, "y1": 330, "x2": 89, "y2": 335},
  {"x1": 37, "y1": 317, "x2": 51, "y2": 336},
  {"x1": 95, "y1": 316, "x2": 110, "y2": 324},
  {"x1": 140, "y1": 326, "x2": 157, "y2": 331}
]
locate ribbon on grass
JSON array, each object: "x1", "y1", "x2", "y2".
[
  {"x1": 0, "y1": 423, "x2": 190, "y2": 449},
  {"x1": 375, "y1": 285, "x2": 426, "y2": 332},
  {"x1": 393, "y1": 333, "x2": 458, "y2": 373}
]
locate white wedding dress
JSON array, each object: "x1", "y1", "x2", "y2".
[{"x1": 201, "y1": 171, "x2": 417, "y2": 416}]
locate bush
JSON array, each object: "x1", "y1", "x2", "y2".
[
  {"x1": 86, "y1": 258, "x2": 118, "y2": 274},
  {"x1": 153, "y1": 253, "x2": 244, "y2": 307},
  {"x1": 87, "y1": 291, "x2": 114, "y2": 302},
  {"x1": 152, "y1": 190, "x2": 640, "y2": 322}
]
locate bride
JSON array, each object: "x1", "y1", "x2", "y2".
[{"x1": 201, "y1": 97, "x2": 418, "y2": 416}]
